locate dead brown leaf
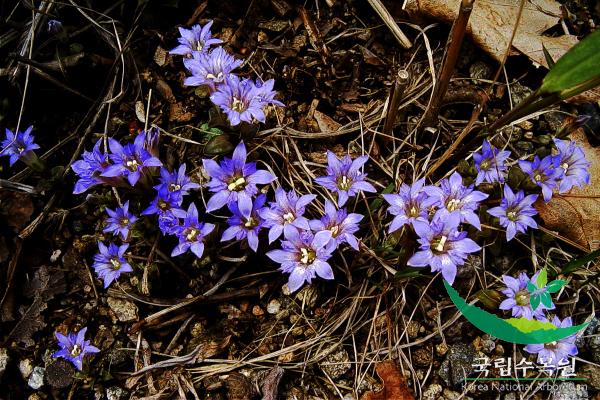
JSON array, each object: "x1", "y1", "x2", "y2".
[
  {"x1": 536, "y1": 128, "x2": 600, "y2": 251},
  {"x1": 313, "y1": 110, "x2": 342, "y2": 133},
  {"x1": 0, "y1": 191, "x2": 34, "y2": 232},
  {"x1": 405, "y1": 0, "x2": 578, "y2": 68},
  {"x1": 361, "y1": 360, "x2": 414, "y2": 400}
]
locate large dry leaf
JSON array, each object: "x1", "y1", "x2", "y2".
[
  {"x1": 361, "y1": 360, "x2": 415, "y2": 400},
  {"x1": 405, "y1": 0, "x2": 578, "y2": 68},
  {"x1": 536, "y1": 129, "x2": 600, "y2": 251}
]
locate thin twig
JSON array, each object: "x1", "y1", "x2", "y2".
[{"x1": 366, "y1": 0, "x2": 412, "y2": 49}]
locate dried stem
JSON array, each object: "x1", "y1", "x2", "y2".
[
  {"x1": 366, "y1": 0, "x2": 412, "y2": 49},
  {"x1": 383, "y1": 69, "x2": 410, "y2": 142},
  {"x1": 422, "y1": 0, "x2": 475, "y2": 127}
]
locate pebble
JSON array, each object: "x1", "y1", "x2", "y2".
[
  {"x1": 580, "y1": 364, "x2": 600, "y2": 390},
  {"x1": 19, "y1": 358, "x2": 33, "y2": 379},
  {"x1": 45, "y1": 359, "x2": 73, "y2": 388},
  {"x1": 320, "y1": 348, "x2": 351, "y2": 379},
  {"x1": 107, "y1": 297, "x2": 139, "y2": 322},
  {"x1": 267, "y1": 299, "x2": 281, "y2": 314},
  {"x1": 252, "y1": 305, "x2": 265, "y2": 316},
  {"x1": 553, "y1": 382, "x2": 588, "y2": 400},
  {"x1": 436, "y1": 343, "x2": 449, "y2": 356},
  {"x1": 27, "y1": 366, "x2": 45, "y2": 390},
  {"x1": 0, "y1": 348, "x2": 8, "y2": 380},
  {"x1": 406, "y1": 320, "x2": 421, "y2": 339},
  {"x1": 438, "y1": 343, "x2": 476, "y2": 386},
  {"x1": 106, "y1": 386, "x2": 128, "y2": 400},
  {"x1": 444, "y1": 388, "x2": 472, "y2": 400},
  {"x1": 422, "y1": 383, "x2": 442, "y2": 400},
  {"x1": 412, "y1": 348, "x2": 433, "y2": 367}
]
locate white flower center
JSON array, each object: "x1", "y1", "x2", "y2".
[
  {"x1": 195, "y1": 40, "x2": 205, "y2": 51},
  {"x1": 534, "y1": 173, "x2": 542, "y2": 182},
  {"x1": 480, "y1": 160, "x2": 490, "y2": 170},
  {"x1": 337, "y1": 175, "x2": 351, "y2": 190},
  {"x1": 434, "y1": 235, "x2": 447, "y2": 252},
  {"x1": 126, "y1": 159, "x2": 139, "y2": 171},
  {"x1": 507, "y1": 210, "x2": 517, "y2": 221},
  {"x1": 244, "y1": 217, "x2": 256, "y2": 228},
  {"x1": 169, "y1": 183, "x2": 181, "y2": 191},
  {"x1": 120, "y1": 218, "x2": 129, "y2": 226},
  {"x1": 206, "y1": 72, "x2": 224, "y2": 81},
  {"x1": 300, "y1": 247, "x2": 316, "y2": 265},
  {"x1": 227, "y1": 176, "x2": 246, "y2": 191},
  {"x1": 70, "y1": 344, "x2": 82, "y2": 357},
  {"x1": 231, "y1": 97, "x2": 246, "y2": 112},
  {"x1": 110, "y1": 258, "x2": 121, "y2": 270},
  {"x1": 446, "y1": 198, "x2": 461, "y2": 212},
  {"x1": 561, "y1": 162, "x2": 569, "y2": 171},
  {"x1": 330, "y1": 225, "x2": 340, "y2": 237},
  {"x1": 283, "y1": 212, "x2": 295, "y2": 223},
  {"x1": 186, "y1": 228, "x2": 198, "y2": 241}
]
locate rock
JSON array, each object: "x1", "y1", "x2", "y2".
[
  {"x1": 45, "y1": 359, "x2": 73, "y2": 388},
  {"x1": 106, "y1": 386, "x2": 127, "y2": 400},
  {"x1": 413, "y1": 348, "x2": 433, "y2": 367},
  {"x1": 320, "y1": 348, "x2": 350, "y2": 379},
  {"x1": 27, "y1": 366, "x2": 45, "y2": 389},
  {"x1": 480, "y1": 335, "x2": 496, "y2": 354},
  {"x1": 107, "y1": 297, "x2": 138, "y2": 322},
  {"x1": 444, "y1": 388, "x2": 472, "y2": 400},
  {"x1": 252, "y1": 305, "x2": 265, "y2": 316},
  {"x1": 438, "y1": 343, "x2": 477, "y2": 386},
  {"x1": 422, "y1": 383, "x2": 442, "y2": 400},
  {"x1": 581, "y1": 364, "x2": 600, "y2": 390},
  {"x1": 553, "y1": 382, "x2": 588, "y2": 400},
  {"x1": 436, "y1": 343, "x2": 449, "y2": 356},
  {"x1": 406, "y1": 320, "x2": 421, "y2": 339},
  {"x1": 19, "y1": 359, "x2": 33, "y2": 379},
  {"x1": 509, "y1": 82, "x2": 533, "y2": 107},
  {"x1": 0, "y1": 348, "x2": 8, "y2": 380},
  {"x1": 295, "y1": 285, "x2": 319, "y2": 309},
  {"x1": 267, "y1": 300, "x2": 281, "y2": 314},
  {"x1": 469, "y1": 61, "x2": 491, "y2": 81},
  {"x1": 503, "y1": 394, "x2": 516, "y2": 400}
]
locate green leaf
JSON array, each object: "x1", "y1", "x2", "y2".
[
  {"x1": 546, "y1": 279, "x2": 566, "y2": 293},
  {"x1": 542, "y1": 44, "x2": 556, "y2": 68},
  {"x1": 527, "y1": 281, "x2": 537, "y2": 293},
  {"x1": 443, "y1": 280, "x2": 588, "y2": 344},
  {"x1": 536, "y1": 268, "x2": 548, "y2": 288},
  {"x1": 540, "y1": 29, "x2": 600, "y2": 98},
  {"x1": 505, "y1": 317, "x2": 557, "y2": 333},
  {"x1": 540, "y1": 292, "x2": 553, "y2": 308},
  {"x1": 531, "y1": 294, "x2": 541, "y2": 311},
  {"x1": 562, "y1": 248, "x2": 600, "y2": 274}
]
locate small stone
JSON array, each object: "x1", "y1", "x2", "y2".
[
  {"x1": 295, "y1": 285, "x2": 319, "y2": 309},
  {"x1": 45, "y1": 359, "x2": 74, "y2": 388},
  {"x1": 28, "y1": 395, "x2": 42, "y2": 400},
  {"x1": 517, "y1": 120, "x2": 534, "y2": 130},
  {"x1": 275, "y1": 310, "x2": 289, "y2": 320},
  {"x1": 480, "y1": 336, "x2": 496, "y2": 354},
  {"x1": 503, "y1": 394, "x2": 516, "y2": 400},
  {"x1": 581, "y1": 364, "x2": 600, "y2": 390},
  {"x1": 267, "y1": 299, "x2": 281, "y2": 314},
  {"x1": 106, "y1": 386, "x2": 128, "y2": 400},
  {"x1": 153, "y1": 46, "x2": 168, "y2": 67},
  {"x1": 27, "y1": 366, "x2": 45, "y2": 389},
  {"x1": 190, "y1": 322, "x2": 204, "y2": 338},
  {"x1": 469, "y1": 61, "x2": 491, "y2": 81},
  {"x1": 320, "y1": 348, "x2": 351, "y2": 379},
  {"x1": 252, "y1": 305, "x2": 265, "y2": 316},
  {"x1": 19, "y1": 358, "x2": 33, "y2": 379},
  {"x1": 422, "y1": 383, "x2": 442, "y2": 400},
  {"x1": 0, "y1": 348, "x2": 8, "y2": 380},
  {"x1": 107, "y1": 297, "x2": 138, "y2": 322},
  {"x1": 438, "y1": 343, "x2": 477, "y2": 386},
  {"x1": 436, "y1": 343, "x2": 449, "y2": 356},
  {"x1": 552, "y1": 382, "x2": 588, "y2": 400},
  {"x1": 406, "y1": 321, "x2": 421, "y2": 339},
  {"x1": 444, "y1": 389, "x2": 472, "y2": 400},
  {"x1": 413, "y1": 348, "x2": 432, "y2": 367}
]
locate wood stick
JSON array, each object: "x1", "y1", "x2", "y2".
[{"x1": 366, "y1": 0, "x2": 412, "y2": 49}]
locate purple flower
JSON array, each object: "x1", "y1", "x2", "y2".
[
  {"x1": 314, "y1": 151, "x2": 377, "y2": 207},
  {"x1": 258, "y1": 187, "x2": 316, "y2": 243},
  {"x1": 210, "y1": 75, "x2": 267, "y2": 126},
  {"x1": 499, "y1": 272, "x2": 553, "y2": 320},
  {"x1": 524, "y1": 316, "x2": 578, "y2": 368},
  {"x1": 382, "y1": 178, "x2": 440, "y2": 232},
  {"x1": 554, "y1": 138, "x2": 591, "y2": 193},
  {"x1": 253, "y1": 79, "x2": 285, "y2": 107},
  {"x1": 425, "y1": 172, "x2": 489, "y2": 230},
  {"x1": 169, "y1": 21, "x2": 223, "y2": 56},
  {"x1": 518, "y1": 155, "x2": 562, "y2": 203},
  {"x1": 47, "y1": 19, "x2": 63, "y2": 34},
  {"x1": 102, "y1": 133, "x2": 162, "y2": 186},
  {"x1": 309, "y1": 200, "x2": 363, "y2": 250},
  {"x1": 144, "y1": 126, "x2": 160, "y2": 158},
  {"x1": 1, "y1": 126, "x2": 40, "y2": 166},
  {"x1": 473, "y1": 140, "x2": 511, "y2": 185},
  {"x1": 407, "y1": 213, "x2": 481, "y2": 284},
  {"x1": 183, "y1": 47, "x2": 243, "y2": 91},
  {"x1": 266, "y1": 228, "x2": 336, "y2": 292},
  {"x1": 158, "y1": 210, "x2": 182, "y2": 235},
  {"x1": 172, "y1": 203, "x2": 215, "y2": 258},
  {"x1": 203, "y1": 141, "x2": 276, "y2": 212},
  {"x1": 155, "y1": 164, "x2": 200, "y2": 198},
  {"x1": 92, "y1": 242, "x2": 133, "y2": 288},
  {"x1": 71, "y1": 139, "x2": 111, "y2": 194},
  {"x1": 104, "y1": 201, "x2": 138, "y2": 240},
  {"x1": 487, "y1": 185, "x2": 538, "y2": 241},
  {"x1": 222, "y1": 194, "x2": 266, "y2": 252},
  {"x1": 141, "y1": 187, "x2": 185, "y2": 217},
  {"x1": 53, "y1": 327, "x2": 100, "y2": 370}
]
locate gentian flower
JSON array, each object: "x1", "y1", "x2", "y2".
[
  {"x1": 258, "y1": 187, "x2": 316, "y2": 243},
  {"x1": 144, "y1": 126, "x2": 160, "y2": 158},
  {"x1": 203, "y1": 141, "x2": 276, "y2": 212},
  {"x1": 47, "y1": 19, "x2": 63, "y2": 34},
  {"x1": 141, "y1": 187, "x2": 185, "y2": 217},
  {"x1": 71, "y1": 139, "x2": 111, "y2": 194},
  {"x1": 1, "y1": 126, "x2": 40, "y2": 167},
  {"x1": 172, "y1": 203, "x2": 215, "y2": 258},
  {"x1": 524, "y1": 316, "x2": 578, "y2": 368},
  {"x1": 518, "y1": 155, "x2": 562, "y2": 202},
  {"x1": 169, "y1": 21, "x2": 222, "y2": 56},
  {"x1": 158, "y1": 210, "x2": 182, "y2": 236},
  {"x1": 473, "y1": 140, "x2": 511, "y2": 185},
  {"x1": 154, "y1": 164, "x2": 200, "y2": 198},
  {"x1": 499, "y1": 272, "x2": 553, "y2": 320},
  {"x1": 183, "y1": 47, "x2": 243, "y2": 91},
  {"x1": 314, "y1": 151, "x2": 376, "y2": 207},
  {"x1": 221, "y1": 194, "x2": 266, "y2": 252},
  {"x1": 553, "y1": 138, "x2": 591, "y2": 193},
  {"x1": 407, "y1": 213, "x2": 481, "y2": 284},
  {"x1": 253, "y1": 79, "x2": 285, "y2": 107},
  {"x1": 210, "y1": 75, "x2": 266, "y2": 126},
  {"x1": 102, "y1": 133, "x2": 162, "y2": 186},
  {"x1": 382, "y1": 178, "x2": 440, "y2": 232},
  {"x1": 53, "y1": 327, "x2": 100, "y2": 370},
  {"x1": 424, "y1": 172, "x2": 488, "y2": 230},
  {"x1": 104, "y1": 200, "x2": 138, "y2": 240},
  {"x1": 266, "y1": 228, "x2": 336, "y2": 292},
  {"x1": 92, "y1": 242, "x2": 133, "y2": 288},
  {"x1": 309, "y1": 200, "x2": 363, "y2": 250},
  {"x1": 487, "y1": 185, "x2": 538, "y2": 241}
]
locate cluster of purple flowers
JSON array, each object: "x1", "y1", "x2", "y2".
[
  {"x1": 170, "y1": 21, "x2": 284, "y2": 126},
  {"x1": 499, "y1": 271, "x2": 578, "y2": 368},
  {"x1": 0, "y1": 125, "x2": 41, "y2": 168}
]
